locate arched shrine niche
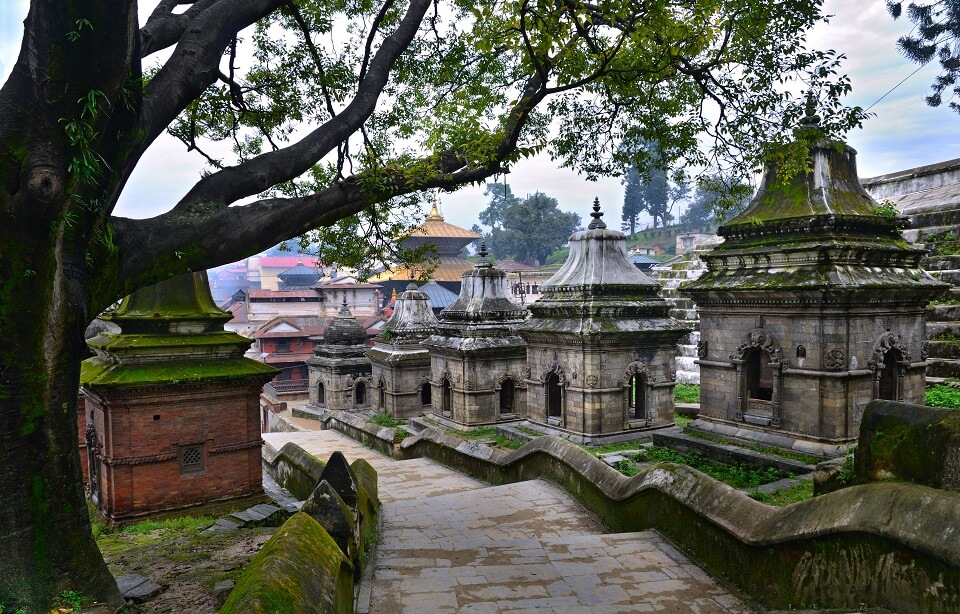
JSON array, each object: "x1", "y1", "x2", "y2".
[
  {"x1": 870, "y1": 332, "x2": 911, "y2": 401},
  {"x1": 731, "y1": 328, "x2": 785, "y2": 427}
]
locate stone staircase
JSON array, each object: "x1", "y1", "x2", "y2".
[
  {"x1": 652, "y1": 247, "x2": 715, "y2": 385},
  {"x1": 864, "y1": 162, "x2": 960, "y2": 383}
]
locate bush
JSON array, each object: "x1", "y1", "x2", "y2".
[
  {"x1": 674, "y1": 384, "x2": 700, "y2": 403},
  {"x1": 925, "y1": 384, "x2": 960, "y2": 409}
]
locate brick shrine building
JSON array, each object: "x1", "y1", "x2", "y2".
[
  {"x1": 81, "y1": 272, "x2": 276, "y2": 523},
  {"x1": 682, "y1": 127, "x2": 947, "y2": 456},
  {"x1": 423, "y1": 244, "x2": 529, "y2": 426},
  {"x1": 307, "y1": 299, "x2": 373, "y2": 411},
  {"x1": 368, "y1": 283, "x2": 439, "y2": 418},
  {"x1": 518, "y1": 200, "x2": 690, "y2": 443}
]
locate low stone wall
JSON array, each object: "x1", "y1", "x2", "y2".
[
  {"x1": 219, "y1": 511, "x2": 354, "y2": 614},
  {"x1": 262, "y1": 440, "x2": 327, "y2": 500},
  {"x1": 229, "y1": 441, "x2": 381, "y2": 613},
  {"x1": 296, "y1": 409, "x2": 960, "y2": 612}
]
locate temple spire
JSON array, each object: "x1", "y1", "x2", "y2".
[
  {"x1": 427, "y1": 190, "x2": 444, "y2": 220},
  {"x1": 587, "y1": 197, "x2": 607, "y2": 230}
]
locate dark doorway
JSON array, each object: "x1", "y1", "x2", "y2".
[
  {"x1": 379, "y1": 381, "x2": 386, "y2": 409},
  {"x1": 546, "y1": 372, "x2": 562, "y2": 419},
  {"x1": 499, "y1": 379, "x2": 515, "y2": 414},
  {"x1": 442, "y1": 379, "x2": 452, "y2": 415},
  {"x1": 421, "y1": 383, "x2": 432, "y2": 406},
  {"x1": 355, "y1": 381, "x2": 366, "y2": 405},
  {"x1": 317, "y1": 381, "x2": 325, "y2": 405},
  {"x1": 746, "y1": 349, "x2": 774, "y2": 401},
  {"x1": 878, "y1": 348, "x2": 903, "y2": 401}
]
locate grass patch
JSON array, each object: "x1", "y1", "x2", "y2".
[
  {"x1": 683, "y1": 430, "x2": 822, "y2": 465},
  {"x1": 394, "y1": 427, "x2": 411, "y2": 442},
  {"x1": 517, "y1": 425, "x2": 543, "y2": 437},
  {"x1": 925, "y1": 384, "x2": 960, "y2": 409},
  {"x1": 583, "y1": 440, "x2": 644, "y2": 456},
  {"x1": 95, "y1": 514, "x2": 217, "y2": 557},
  {"x1": 625, "y1": 446, "x2": 791, "y2": 489},
  {"x1": 369, "y1": 412, "x2": 406, "y2": 428},
  {"x1": 448, "y1": 426, "x2": 523, "y2": 450},
  {"x1": 748, "y1": 480, "x2": 814, "y2": 506},
  {"x1": 674, "y1": 412, "x2": 693, "y2": 428},
  {"x1": 615, "y1": 459, "x2": 641, "y2": 477},
  {"x1": 674, "y1": 383, "x2": 700, "y2": 404}
]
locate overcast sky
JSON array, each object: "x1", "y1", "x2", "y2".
[{"x1": 2, "y1": 1, "x2": 957, "y2": 234}]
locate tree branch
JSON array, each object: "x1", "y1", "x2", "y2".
[
  {"x1": 140, "y1": 0, "x2": 221, "y2": 57},
  {"x1": 170, "y1": 0, "x2": 432, "y2": 212}
]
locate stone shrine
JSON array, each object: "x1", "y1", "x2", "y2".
[
  {"x1": 307, "y1": 299, "x2": 373, "y2": 411},
  {"x1": 368, "y1": 283, "x2": 439, "y2": 418},
  {"x1": 518, "y1": 200, "x2": 690, "y2": 443},
  {"x1": 682, "y1": 123, "x2": 947, "y2": 455},
  {"x1": 81, "y1": 272, "x2": 276, "y2": 522},
  {"x1": 423, "y1": 244, "x2": 529, "y2": 426}
]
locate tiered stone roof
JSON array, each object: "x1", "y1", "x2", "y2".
[{"x1": 523, "y1": 200, "x2": 686, "y2": 339}]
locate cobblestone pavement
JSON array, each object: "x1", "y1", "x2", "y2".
[{"x1": 264, "y1": 427, "x2": 752, "y2": 613}]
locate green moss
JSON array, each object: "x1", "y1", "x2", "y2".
[
  {"x1": 748, "y1": 480, "x2": 814, "y2": 506},
  {"x1": 81, "y1": 357, "x2": 276, "y2": 388},
  {"x1": 368, "y1": 412, "x2": 406, "y2": 428},
  {"x1": 221, "y1": 512, "x2": 353, "y2": 614}
]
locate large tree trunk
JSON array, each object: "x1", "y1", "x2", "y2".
[
  {"x1": 0, "y1": 1, "x2": 135, "y2": 609},
  {"x1": 0, "y1": 225, "x2": 123, "y2": 609}
]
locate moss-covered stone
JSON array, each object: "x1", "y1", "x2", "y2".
[
  {"x1": 220, "y1": 512, "x2": 353, "y2": 614},
  {"x1": 856, "y1": 400, "x2": 960, "y2": 491}
]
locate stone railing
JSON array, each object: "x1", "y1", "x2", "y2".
[
  {"x1": 291, "y1": 407, "x2": 959, "y2": 612},
  {"x1": 222, "y1": 447, "x2": 379, "y2": 613}
]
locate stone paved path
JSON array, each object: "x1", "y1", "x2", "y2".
[{"x1": 263, "y1": 428, "x2": 751, "y2": 613}]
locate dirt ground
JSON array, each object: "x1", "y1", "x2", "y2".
[{"x1": 100, "y1": 522, "x2": 276, "y2": 613}]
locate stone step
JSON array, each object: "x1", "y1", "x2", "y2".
[
  {"x1": 678, "y1": 345, "x2": 699, "y2": 358},
  {"x1": 927, "y1": 339, "x2": 960, "y2": 360},
  {"x1": 676, "y1": 371, "x2": 700, "y2": 385},
  {"x1": 907, "y1": 207, "x2": 960, "y2": 229},
  {"x1": 927, "y1": 358, "x2": 960, "y2": 379},
  {"x1": 930, "y1": 269, "x2": 960, "y2": 285},
  {"x1": 920, "y1": 255, "x2": 960, "y2": 271},
  {"x1": 907, "y1": 224, "x2": 960, "y2": 243},
  {"x1": 928, "y1": 303, "x2": 960, "y2": 322},
  {"x1": 928, "y1": 322, "x2": 960, "y2": 338}
]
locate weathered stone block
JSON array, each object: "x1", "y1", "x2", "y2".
[{"x1": 856, "y1": 400, "x2": 960, "y2": 491}]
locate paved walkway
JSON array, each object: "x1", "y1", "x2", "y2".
[{"x1": 264, "y1": 428, "x2": 751, "y2": 613}]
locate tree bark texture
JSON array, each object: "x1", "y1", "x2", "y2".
[{"x1": 0, "y1": 0, "x2": 526, "y2": 608}]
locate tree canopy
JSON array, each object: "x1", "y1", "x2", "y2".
[
  {"x1": 621, "y1": 162, "x2": 689, "y2": 231},
  {"x1": 478, "y1": 183, "x2": 580, "y2": 264},
  {"x1": 888, "y1": 1, "x2": 960, "y2": 113},
  {"x1": 679, "y1": 176, "x2": 754, "y2": 228},
  {"x1": 0, "y1": 0, "x2": 865, "y2": 608}
]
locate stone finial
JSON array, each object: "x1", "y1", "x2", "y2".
[
  {"x1": 588, "y1": 197, "x2": 606, "y2": 230},
  {"x1": 800, "y1": 90, "x2": 821, "y2": 129},
  {"x1": 476, "y1": 241, "x2": 491, "y2": 268}
]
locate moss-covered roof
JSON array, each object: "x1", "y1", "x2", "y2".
[{"x1": 81, "y1": 357, "x2": 277, "y2": 388}]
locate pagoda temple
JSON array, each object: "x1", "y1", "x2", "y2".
[
  {"x1": 682, "y1": 115, "x2": 947, "y2": 456},
  {"x1": 371, "y1": 193, "x2": 481, "y2": 297},
  {"x1": 518, "y1": 200, "x2": 690, "y2": 443},
  {"x1": 81, "y1": 272, "x2": 276, "y2": 523},
  {"x1": 368, "y1": 283, "x2": 440, "y2": 418}
]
